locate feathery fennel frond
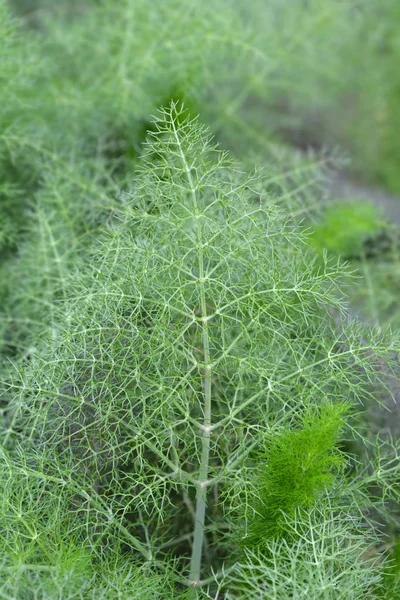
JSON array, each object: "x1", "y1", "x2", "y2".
[
  {"x1": 1, "y1": 105, "x2": 399, "y2": 597},
  {"x1": 224, "y1": 501, "x2": 383, "y2": 600},
  {"x1": 243, "y1": 401, "x2": 348, "y2": 546}
]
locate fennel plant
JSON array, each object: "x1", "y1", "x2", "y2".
[{"x1": 1, "y1": 105, "x2": 400, "y2": 599}]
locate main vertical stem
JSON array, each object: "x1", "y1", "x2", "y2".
[
  {"x1": 189, "y1": 314, "x2": 212, "y2": 586},
  {"x1": 171, "y1": 113, "x2": 212, "y2": 587}
]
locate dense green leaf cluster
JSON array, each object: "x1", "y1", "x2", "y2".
[
  {"x1": 309, "y1": 201, "x2": 384, "y2": 259},
  {"x1": 244, "y1": 402, "x2": 348, "y2": 545}
]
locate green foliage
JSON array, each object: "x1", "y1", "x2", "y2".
[
  {"x1": 0, "y1": 0, "x2": 348, "y2": 357},
  {"x1": 244, "y1": 402, "x2": 348, "y2": 545},
  {"x1": 226, "y1": 503, "x2": 383, "y2": 600},
  {"x1": 349, "y1": 1, "x2": 400, "y2": 193},
  {"x1": 310, "y1": 205, "x2": 400, "y2": 329},
  {"x1": 347, "y1": 228, "x2": 400, "y2": 328},
  {"x1": 1, "y1": 0, "x2": 400, "y2": 597},
  {"x1": 309, "y1": 200, "x2": 384, "y2": 258},
  {"x1": 380, "y1": 537, "x2": 400, "y2": 599},
  {"x1": 9, "y1": 0, "x2": 94, "y2": 25},
  {"x1": 1, "y1": 107, "x2": 399, "y2": 598},
  {"x1": 6, "y1": 0, "x2": 400, "y2": 195},
  {"x1": 0, "y1": 0, "x2": 40, "y2": 257}
]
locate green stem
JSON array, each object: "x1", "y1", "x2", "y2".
[
  {"x1": 189, "y1": 321, "x2": 212, "y2": 586},
  {"x1": 170, "y1": 111, "x2": 213, "y2": 587}
]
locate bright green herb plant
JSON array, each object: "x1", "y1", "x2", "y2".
[
  {"x1": 243, "y1": 401, "x2": 348, "y2": 545},
  {"x1": 309, "y1": 200, "x2": 384, "y2": 260}
]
